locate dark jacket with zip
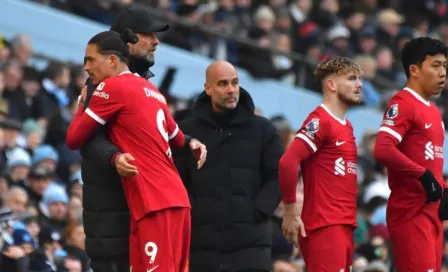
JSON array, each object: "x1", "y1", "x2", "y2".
[{"x1": 174, "y1": 88, "x2": 283, "y2": 271}]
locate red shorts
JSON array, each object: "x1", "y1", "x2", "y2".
[
  {"x1": 129, "y1": 207, "x2": 191, "y2": 272},
  {"x1": 299, "y1": 225, "x2": 353, "y2": 272},
  {"x1": 388, "y1": 212, "x2": 442, "y2": 272}
]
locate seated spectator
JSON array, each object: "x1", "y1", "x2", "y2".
[
  {"x1": 32, "y1": 144, "x2": 59, "y2": 177},
  {"x1": 3, "y1": 186, "x2": 28, "y2": 215},
  {"x1": 19, "y1": 165, "x2": 52, "y2": 209},
  {"x1": 18, "y1": 119, "x2": 42, "y2": 157},
  {"x1": 38, "y1": 185, "x2": 69, "y2": 235},
  {"x1": 29, "y1": 226, "x2": 61, "y2": 272},
  {"x1": 6, "y1": 147, "x2": 31, "y2": 185},
  {"x1": 12, "y1": 228, "x2": 35, "y2": 255}
]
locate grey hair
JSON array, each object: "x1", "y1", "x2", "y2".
[{"x1": 10, "y1": 34, "x2": 32, "y2": 54}]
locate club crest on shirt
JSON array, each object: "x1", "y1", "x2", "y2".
[
  {"x1": 97, "y1": 82, "x2": 105, "y2": 90},
  {"x1": 304, "y1": 118, "x2": 319, "y2": 139}
]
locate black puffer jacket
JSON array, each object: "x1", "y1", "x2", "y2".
[
  {"x1": 80, "y1": 129, "x2": 130, "y2": 258},
  {"x1": 174, "y1": 88, "x2": 283, "y2": 270}
]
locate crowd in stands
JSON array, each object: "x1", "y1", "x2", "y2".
[{"x1": 0, "y1": 0, "x2": 448, "y2": 271}]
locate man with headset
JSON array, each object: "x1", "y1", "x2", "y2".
[{"x1": 80, "y1": 8, "x2": 205, "y2": 271}]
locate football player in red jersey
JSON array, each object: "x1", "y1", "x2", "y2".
[
  {"x1": 374, "y1": 37, "x2": 447, "y2": 271},
  {"x1": 66, "y1": 31, "x2": 199, "y2": 272},
  {"x1": 279, "y1": 57, "x2": 362, "y2": 271}
]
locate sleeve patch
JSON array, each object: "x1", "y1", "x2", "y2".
[
  {"x1": 303, "y1": 118, "x2": 320, "y2": 139},
  {"x1": 382, "y1": 104, "x2": 399, "y2": 126}
]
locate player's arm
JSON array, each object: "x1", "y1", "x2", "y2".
[
  {"x1": 373, "y1": 101, "x2": 426, "y2": 177},
  {"x1": 254, "y1": 120, "x2": 284, "y2": 221},
  {"x1": 373, "y1": 101, "x2": 441, "y2": 201},
  {"x1": 279, "y1": 116, "x2": 328, "y2": 209},
  {"x1": 66, "y1": 79, "x2": 123, "y2": 150},
  {"x1": 163, "y1": 105, "x2": 185, "y2": 149}
]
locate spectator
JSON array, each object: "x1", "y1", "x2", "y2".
[
  {"x1": 20, "y1": 165, "x2": 52, "y2": 209},
  {"x1": 29, "y1": 226, "x2": 61, "y2": 271},
  {"x1": 4, "y1": 186, "x2": 29, "y2": 215},
  {"x1": 8, "y1": 67, "x2": 42, "y2": 122},
  {"x1": 9, "y1": 34, "x2": 32, "y2": 66},
  {"x1": 6, "y1": 147, "x2": 31, "y2": 185},
  {"x1": 38, "y1": 184, "x2": 69, "y2": 235}
]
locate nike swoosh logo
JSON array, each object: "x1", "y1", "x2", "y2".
[
  {"x1": 336, "y1": 141, "x2": 346, "y2": 146},
  {"x1": 148, "y1": 265, "x2": 159, "y2": 272},
  {"x1": 425, "y1": 123, "x2": 432, "y2": 129}
]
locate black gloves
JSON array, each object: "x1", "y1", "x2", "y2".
[
  {"x1": 418, "y1": 169, "x2": 442, "y2": 202},
  {"x1": 83, "y1": 78, "x2": 96, "y2": 109},
  {"x1": 439, "y1": 188, "x2": 448, "y2": 220}
]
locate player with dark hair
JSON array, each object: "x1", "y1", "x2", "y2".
[
  {"x1": 373, "y1": 37, "x2": 447, "y2": 271},
  {"x1": 279, "y1": 56, "x2": 362, "y2": 271},
  {"x1": 66, "y1": 30, "x2": 198, "y2": 271}
]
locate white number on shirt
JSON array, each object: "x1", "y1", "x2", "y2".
[
  {"x1": 156, "y1": 108, "x2": 172, "y2": 157},
  {"x1": 156, "y1": 108, "x2": 169, "y2": 142},
  {"x1": 144, "y1": 241, "x2": 158, "y2": 264}
]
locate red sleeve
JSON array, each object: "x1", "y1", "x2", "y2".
[
  {"x1": 66, "y1": 106, "x2": 102, "y2": 150},
  {"x1": 66, "y1": 78, "x2": 124, "y2": 150},
  {"x1": 279, "y1": 138, "x2": 313, "y2": 204},
  {"x1": 373, "y1": 100, "x2": 426, "y2": 177},
  {"x1": 84, "y1": 79, "x2": 124, "y2": 126},
  {"x1": 164, "y1": 106, "x2": 185, "y2": 149},
  {"x1": 295, "y1": 112, "x2": 329, "y2": 153}
]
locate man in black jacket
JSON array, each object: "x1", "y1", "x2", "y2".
[
  {"x1": 79, "y1": 8, "x2": 207, "y2": 272},
  {"x1": 174, "y1": 61, "x2": 283, "y2": 272}
]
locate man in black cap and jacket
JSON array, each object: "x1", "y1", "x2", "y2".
[{"x1": 80, "y1": 7, "x2": 206, "y2": 272}]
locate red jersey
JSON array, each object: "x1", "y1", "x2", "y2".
[
  {"x1": 84, "y1": 72, "x2": 190, "y2": 220},
  {"x1": 297, "y1": 105, "x2": 358, "y2": 233},
  {"x1": 377, "y1": 87, "x2": 444, "y2": 226}
]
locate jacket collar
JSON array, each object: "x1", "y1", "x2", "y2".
[{"x1": 193, "y1": 87, "x2": 255, "y2": 127}]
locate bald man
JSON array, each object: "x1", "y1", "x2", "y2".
[{"x1": 174, "y1": 61, "x2": 283, "y2": 272}]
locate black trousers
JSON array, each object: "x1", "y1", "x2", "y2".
[{"x1": 90, "y1": 256, "x2": 129, "y2": 272}]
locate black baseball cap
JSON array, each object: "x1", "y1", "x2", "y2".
[{"x1": 111, "y1": 8, "x2": 170, "y2": 35}]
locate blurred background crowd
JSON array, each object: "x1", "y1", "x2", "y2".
[{"x1": 1, "y1": 0, "x2": 448, "y2": 271}]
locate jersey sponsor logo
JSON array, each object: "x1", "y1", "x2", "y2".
[
  {"x1": 303, "y1": 118, "x2": 319, "y2": 139},
  {"x1": 425, "y1": 141, "x2": 443, "y2": 160},
  {"x1": 336, "y1": 140, "x2": 346, "y2": 146},
  {"x1": 425, "y1": 123, "x2": 432, "y2": 129},
  {"x1": 334, "y1": 157, "x2": 357, "y2": 176},
  {"x1": 93, "y1": 90, "x2": 109, "y2": 100},
  {"x1": 97, "y1": 82, "x2": 105, "y2": 90},
  {"x1": 334, "y1": 158, "x2": 345, "y2": 175}
]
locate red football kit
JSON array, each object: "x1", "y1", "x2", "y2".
[
  {"x1": 66, "y1": 72, "x2": 191, "y2": 272},
  {"x1": 375, "y1": 87, "x2": 444, "y2": 271},
  {"x1": 279, "y1": 104, "x2": 357, "y2": 271}
]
